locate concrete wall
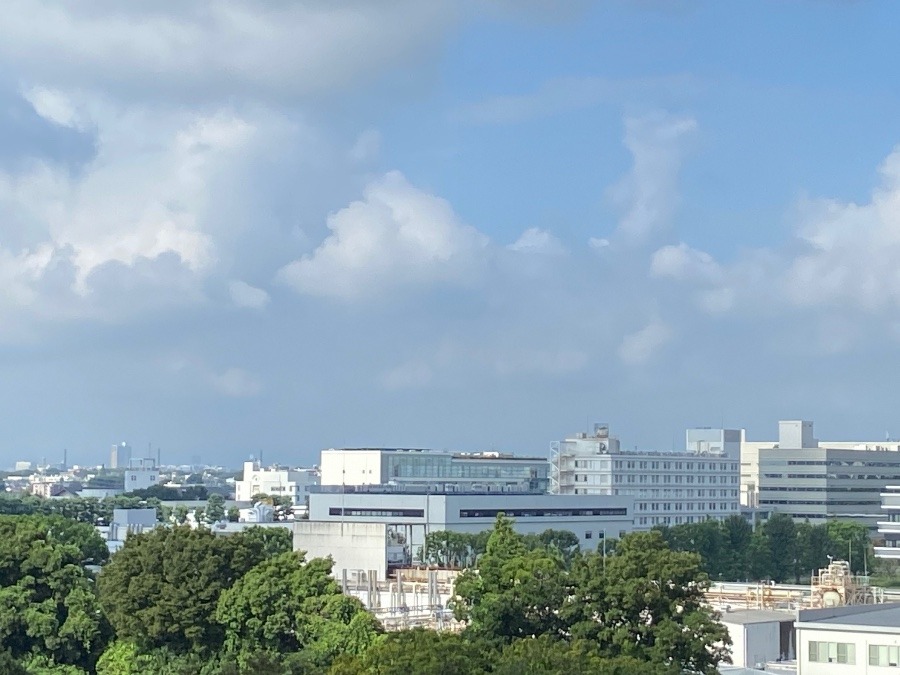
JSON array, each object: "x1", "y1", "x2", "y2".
[
  {"x1": 320, "y1": 450, "x2": 384, "y2": 486},
  {"x1": 722, "y1": 621, "x2": 783, "y2": 669},
  {"x1": 294, "y1": 520, "x2": 389, "y2": 579}
]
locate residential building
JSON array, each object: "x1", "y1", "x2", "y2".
[
  {"x1": 795, "y1": 603, "x2": 900, "y2": 674},
  {"x1": 110, "y1": 442, "x2": 132, "y2": 470},
  {"x1": 320, "y1": 448, "x2": 549, "y2": 493},
  {"x1": 550, "y1": 424, "x2": 740, "y2": 529},
  {"x1": 105, "y1": 508, "x2": 158, "y2": 554},
  {"x1": 741, "y1": 421, "x2": 900, "y2": 508},
  {"x1": 756, "y1": 421, "x2": 900, "y2": 528},
  {"x1": 235, "y1": 460, "x2": 319, "y2": 507},
  {"x1": 124, "y1": 458, "x2": 160, "y2": 492},
  {"x1": 297, "y1": 488, "x2": 633, "y2": 578},
  {"x1": 875, "y1": 485, "x2": 900, "y2": 560}
]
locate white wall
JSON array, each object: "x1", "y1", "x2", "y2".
[
  {"x1": 294, "y1": 520, "x2": 389, "y2": 579},
  {"x1": 722, "y1": 621, "x2": 783, "y2": 668},
  {"x1": 320, "y1": 450, "x2": 384, "y2": 486}
]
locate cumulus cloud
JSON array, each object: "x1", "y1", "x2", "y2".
[
  {"x1": 618, "y1": 319, "x2": 673, "y2": 365},
  {"x1": 507, "y1": 227, "x2": 566, "y2": 255},
  {"x1": 650, "y1": 242, "x2": 721, "y2": 282},
  {"x1": 608, "y1": 112, "x2": 696, "y2": 244},
  {"x1": 277, "y1": 171, "x2": 489, "y2": 300},
  {"x1": 228, "y1": 280, "x2": 270, "y2": 310},
  {"x1": 22, "y1": 86, "x2": 90, "y2": 131},
  {"x1": 0, "y1": 1, "x2": 459, "y2": 104}
]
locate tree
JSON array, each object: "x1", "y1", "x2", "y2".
[
  {"x1": 454, "y1": 515, "x2": 570, "y2": 642},
  {"x1": 826, "y1": 520, "x2": 871, "y2": 574},
  {"x1": 563, "y1": 530, "x2": 729, "y2": 674},
  {"x1": 206, "y1": 494, "x2": 226, "y2": 524},
  {"x1": 0, "y1": 515, "x2": 110, "y2": 671},
  {"x1": 720, "y1": 515, "x2": 753, "y2": 581},
  {"x1": 227, "y1": 507, "x2": 240, "y2": 523},
  {"x1": 215, "y1": 551, "x2": 380, "y2": 668},
  {"x1": 762, "y1": 513, "x2": 799, "y2": 582},
  {"x1": 797, "y1": 521, "x2": 833, "y2": 579},
  {"x1": 492, "y1": 636, "x2": 676, "y2": 675},
  {"x1": 331, "y1": 629, "x2": 490, "y2": 675}
]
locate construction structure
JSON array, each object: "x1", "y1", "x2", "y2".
[
  {"x1": 339, "y1": 567, "x2": 463, "y2": 631},
  {"x1": 706, "y1": 560, "x2": 888, "y2": 612}
]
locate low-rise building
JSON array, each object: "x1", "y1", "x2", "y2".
[
  {"x1": 550, "y1": 424, "x2": 740, "y2": 529},
  {"x1": 795, "y1": 603, "x2": 900, "y2": 674},
  {"x1": 124, "y1": 458, "x2": 161, "y2": 492},
  {"x1": 235, "y1": 460, "x2": 319, "y2": 507},
  {"x1": 719, "y1": 609, "x2": 796, "y2": 669}
]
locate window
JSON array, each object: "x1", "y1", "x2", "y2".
[
  {"x1": 869, "y1": 644, "x2": 900, "y2": 667},
  {"x1": 585, "y1": 531, "x2": 593, "y2": 539},
  {"x1": 328, "y1": 508, "x2": 424, "y2": 518},
  {"x1": 809, "y1": 641, "x2": 855, "y2": 665}
]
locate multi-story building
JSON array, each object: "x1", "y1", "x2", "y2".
[
  {"x1": 320, "y1": 448, "x2": 549, "y2": 493},
  {"x1": 110, "y1": 442, "x2": 132, "y2": 470},
  {"x1": 235, "y1": 460, "x2": 319, "y2": 507},
  {"x1": 795, "y1": 603, "x2": 900, "y2": 674},
  {"x1": 550, "y1": 424, "x2": 741, "y2": 529},
  {"x1": 297, "y1": 488, "x2": 633, "y2": 578},
  {"x1": 124, "y1": 458, "x2": 160, "y2": 492},
  {"x1": 756, "y1": 422, "x2": 900, "y2": 528},
  {"x1": 741, "y1": 420, "x2": 900, "y2": 509},
  {"x1": 874, "y1": 485, "x2": 900, "y2": 560}
]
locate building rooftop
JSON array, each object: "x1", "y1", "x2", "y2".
[
  {"x1": 798, "y1": 603, "x2": 900, "y2": 628},
  {"x1": 323, "y1": 448, "x2": 546, "y2": 461},
  {"x1": 719, "y1": 609, "x2": 795, "y2": 625}
]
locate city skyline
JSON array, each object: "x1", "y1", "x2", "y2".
[{"x1": 3, "y1": 3, "x2": 900, "y2": 466}]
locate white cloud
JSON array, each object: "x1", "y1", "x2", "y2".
[
  {"x1": 608, "y1": 112, "x2": 696, "y2": 244},
  {"x1": 508, "y1": 227, "x2": 566, "y2": 255},
  {"x1": 210, "y1": 367, "x2": 262, "y2": 398},
  {"x1": 23, "y1": 86, "x2": 90, "y2": 130},
  {"x1": 228, "y1": 280, "x2": 270, "y2": 310},
  {"x1": 0, "y1": 1, "x2": 459, "y2": 104},
  {"x1": 277, "y1": 171, "x2": 489, "y2": 300},
  {"x1": 588, "y1": 237, "x2": 610, "y2": 250},
  {"x1": 618, "y1": 319, "x2": 673, "y2": 365},
  {"x1": 650, "y1": 242, "x2": 720, "y2": 282}
]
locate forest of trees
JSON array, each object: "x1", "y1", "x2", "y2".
[{"x1": 0, "y1": 512, "x2": 730, "y2": 674}]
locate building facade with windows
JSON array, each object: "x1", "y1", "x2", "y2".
[
  {"x1": 300, "y1": 488, "x2": 634, "y2": 578},
  {"x1": 235, "y1": 460, "x2": 319, "y2": 507},
  {"x1": 550, "y1": 424, "x2": 740, "y2": 529},
  {"x1": 124, "y1": 457, "x2": 160, "y2": 492},
  {"x1": 795, "y1": 603, "x2": 900, "y2": 674},
  {"x1": 756, "y1": 423, "x2": 900, "y2": 528},
  {"x1": 874, "y1": 485, "x2": 900, "y2": 560},
  {"x1": 320, "y1": 448, "x2": 549, "y2": 493}
]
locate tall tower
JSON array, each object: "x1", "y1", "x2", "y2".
[{"x1": 110, "y1": 442, "x2": 132, "y2": 469}]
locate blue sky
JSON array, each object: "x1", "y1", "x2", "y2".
[{"x1": 2, "y1": 1, "x2": 900, "y2": 468}]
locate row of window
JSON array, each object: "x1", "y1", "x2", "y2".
[
  {"x1": 765, "y1": 473, "x2": 900, "y2": 480},
  {"x1": 605, "y1": 475, "x2": 738, "y2": 485},
  {"x1": 615, "y1": 489, "x2": 738, "y2": 498},
  {"x1": 459, "y1": 508, "x2": 628, "y2": 518},
  {"x1": 809, "y1": 641, "x2": 855, "y2": 665},
  {"x1": 328, "y1": 508, "x2": 425, "y2": 518},
  {"x1": 609, "y1": 460, "x2": 737, "y2": 471},
  {"x1": 870, "y1": 644, "x2": 900, "y2": 667},
  {"x1": 787, "y1": 460, "x2": 900, "y2": 467},
  {"x1": 637, "y1": 515, "x2": 723, "y2": 526},
  {"x1": 760, "y1": 499, "x2": 878, "y2": 506},
  {"x1": 636, "y1": 502, "x2": 737, "y2": 512},
  {"x1": 761, "y1": 486, "x2": 883, "y2": 492}
]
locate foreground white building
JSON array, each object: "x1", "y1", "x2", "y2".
[
  {"x1": 795, "y1": 603, "x2": 900, "y2": 674},
  {"x1": 550, "y1": 424, "x2": 740, "y2": 529},
  {"x1": 235, "y1": 460, "x2": 319, "y2": 507}
]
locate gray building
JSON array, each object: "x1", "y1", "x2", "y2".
[
  {"x1": 757, "y1": 422, "x2": 900, "y2": 528},
  {"x1": 110, "y1": 442, "x2": 132, "y2": 470}
]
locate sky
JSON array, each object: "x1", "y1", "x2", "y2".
[{"x1": 3, "y1": 1, "x2": 900, "y2": 468}]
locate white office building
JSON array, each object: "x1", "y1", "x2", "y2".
[
  {"x1": 296, "y1": 489, "x2": 633, "y2": 579},
  {"x1": 755, "y1": 421, "x2": 900, "y2": 528},
  {"x1": 550, "y1": 424, "x2": 740, "y2": 529},
  {"x1": 742, "y1": 420, "x2": 900, "y2": 509},
  {"x1": 235, "y1": 460, "x2": 319, "y2": 507},
  {"x1": 124, "y1": 458, "x2": 160, "y2": 492},
  {"x1": 320, "y1": 448, "x2": 549, "y2": 493},
  {"x1": 875, "y1": 485, "x2": 900, "y2": 560},
  {"x1": 795, "y1": 603, "x2": 900, "y2": 674}
]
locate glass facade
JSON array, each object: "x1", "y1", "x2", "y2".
[{"x1": 383, "y1": 453, "x2": 549, "y2": 492}]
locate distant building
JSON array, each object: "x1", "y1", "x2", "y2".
[
  {"x1": 14, "y1": 461, "x2": 33, "y2": 472},
  {"x1": 297, "y1": 489, "x2": 633, "y2": 579},
  {"x1": 741, "y1": 420, "x2": 900, "y2": 509},
  {"x1": 106, "y1": 508, "x2": 158, "y2": 554},
  {"x1": 755, "y1": 421, "x2": 900, "y2": 528},
  {"x1": 874, "y1": 485, "x2": 900, "y2": 560},
  {"x1": 124, "y1": 458, "x2": 160, "y2": 492},
  {"x1": 235, "y1": 460, "x2": 319, "y2": 507},
  {"x1": 550, "y1": 424, "x2": 741, "y2": 529},
  {"x1": 320, "y1": 447, "x2": 549, "y2": 493},
  {"x1": 110, "y1": 442, "x2": 132, "y2": 470}
]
